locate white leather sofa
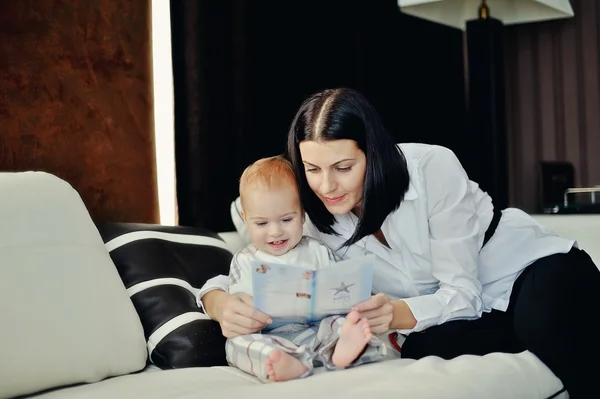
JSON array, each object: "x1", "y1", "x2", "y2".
[{"x1": 1, "y1": 172, "x2": 598, "y2": 399}]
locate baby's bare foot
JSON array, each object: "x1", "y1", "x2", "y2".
[
  {"x1": 265, "y1": 350, "x2": 307, "y2": 382},
  {"x1": 332, "y1": 311, "x2": 372, "y2": 368}
]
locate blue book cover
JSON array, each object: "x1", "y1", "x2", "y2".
[{"x1": 251, "y1": 255, "x2": 374, "y2": 329}]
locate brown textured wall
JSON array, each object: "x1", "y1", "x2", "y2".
[{"x1": 0, "y1": 0, "x2": 158, "y2": 223}]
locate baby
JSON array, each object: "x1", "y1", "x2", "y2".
[{"x1": 225, "y1": 155, "x2": 386, "y2": 382}]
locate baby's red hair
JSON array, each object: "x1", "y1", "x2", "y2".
[{"x1": 239, "y1": 156, "x2": 299, "y2": 207}]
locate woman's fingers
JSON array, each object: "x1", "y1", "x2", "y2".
[
  {"x1": 353, "y1": 293, "x2": 389, "y2": 312},
  {"x1": 359, "y1": 310, "x2": 392, "y2": 324},
  {"x1": 352, "y1": 294, "x2": 393, "y2": 334},
  {"x1": 357, "y1": 308, "x2": 385, "y2": 320},
  {"x1": 352, "y1": 297, "x2": 378, "y2": 312},
  {"x1": 354, "y1": 295, "x2": 392, "y2": 316},
  {"x1": 353, "y1": 297, "x2": 377, "y2": 312},
  {"x1": 363, "y1": 313, "x2": 393, "y2": 332}
]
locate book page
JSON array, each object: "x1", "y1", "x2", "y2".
[
  {"x1": 252, "y1": 261, "x2": 312, "y2": 328},
  {"x1": 311, "y1": 256, "x2": 374, "y2": 321}
]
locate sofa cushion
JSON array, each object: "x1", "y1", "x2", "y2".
[
  {"x1": 531, "y1": 214, "x2": 600, "y2": 266},
  {"x1": 0, "y1": 172, "x2": 148, "y2": 399},
  {"x1": 96, "y1": 222, "x2": 232, "y2": 368},
  {"x1": 24, "y1": 351, "x2": 566, "y2": 399},
  {"x1": 230, "y1": 196, "x2": 252, "y2": 247}
]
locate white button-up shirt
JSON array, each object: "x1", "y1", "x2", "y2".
[{"x1": 199, "y1": 143, "x2": 576, "y2": 334}]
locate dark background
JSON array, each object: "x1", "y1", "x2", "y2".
[
  {"x1": 2, "y1": 0, "x2": 598, "y2": 231},
  {"x1": 171, "y1": 0, "x2": 469, "y2": 231}
]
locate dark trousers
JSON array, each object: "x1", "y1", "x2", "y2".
[{"x1": 401, "y1": 248, "x2": 600, "y2": 399}]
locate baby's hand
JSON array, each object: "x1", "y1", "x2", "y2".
[{"x1": 219, "y1": 293, "x2": 272, "y2": 338}]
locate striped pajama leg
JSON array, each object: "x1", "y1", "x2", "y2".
[
  {"x1": 226, "y1": 317, "x2": 388, "y2": 382},
  {"x1": 307, "y1": 315, "x2": 388, "y2": 370},
  {"x1": 225, "y1": 332, "x2": 315, "y2": 382}
]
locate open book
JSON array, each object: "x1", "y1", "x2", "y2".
[{"x1": 252, "y1": 256, "x2": 374, "y2": 329}]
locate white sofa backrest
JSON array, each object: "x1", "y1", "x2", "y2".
[
  {"x1": 221, "y1": 214, "x2": 600, "y2": 267},
  {"x1": 532, "y1": 215, "x2": 600, "y2": 267}
]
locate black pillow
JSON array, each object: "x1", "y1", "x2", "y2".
[{"x1": 96, "y1": 222, "x2": 231, "y2": 368}]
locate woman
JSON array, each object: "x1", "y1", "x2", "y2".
[{"x1": 200, "y1": 88, "x2": 600, "y2": 398}]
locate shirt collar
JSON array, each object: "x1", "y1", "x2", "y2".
[
  {"x1": 332, "y1": 175, "x2": 418, "y2": 235},
  {"x1": 404, "y1": 180, "x2": 419, "y2": 201}
]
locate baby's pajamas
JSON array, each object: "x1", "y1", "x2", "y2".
[
  {"x1": 225, "y1": 315, "x2": 386, "y2": 382},
  {"x1": 225, "y1": 236, "x2": 386, "y2": 382}
]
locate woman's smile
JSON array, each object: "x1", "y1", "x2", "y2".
[{"x1": 322, "y1": 194, "x2": 346, "y2": 204}]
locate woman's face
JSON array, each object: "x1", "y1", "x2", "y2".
[{"x1": 299, "y1": 139, "x2": 366, "y2": 215}]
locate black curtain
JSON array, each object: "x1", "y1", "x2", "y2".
[{"x1": 170, "y1": 0, "x2": 467, "y2": 232}]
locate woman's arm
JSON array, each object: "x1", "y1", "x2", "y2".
[
  {"x1": 391, "y1": 299, "x2": 417, "y2": 330},
  {"x1": 355, "y1": 147, "x2": 483, "y2": 334},
  {"x1": 399, "y1": 146, "x2": 483, "y2": 333}
]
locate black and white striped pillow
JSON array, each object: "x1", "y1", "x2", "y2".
[{"x1": 96, "y1": 222, "x2": 232, "y2": 368}]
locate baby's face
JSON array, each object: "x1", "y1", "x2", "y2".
[{"x1": 242, "y1": 183, "x2": 304, "y2": 256}]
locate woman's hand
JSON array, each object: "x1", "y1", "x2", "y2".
[
  {"x1": 203, "y1": 290, "x2": 272, "y2": 338},
  {"x1": 352, "y1": 293, "x2": 394, "y2": 334},
  {"x1": 352, "y1": 293, "x2": 417, "y2": 333}
]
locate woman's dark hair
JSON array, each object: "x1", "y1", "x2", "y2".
[{"x1": 286, "y1": 88, "x2": 409, "y2": 247}]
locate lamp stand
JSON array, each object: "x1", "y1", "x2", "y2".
[{"x1": 465, "y1": 12, "x2": 509, "y2": 210}]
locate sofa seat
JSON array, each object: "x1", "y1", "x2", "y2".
[{"x1": 28, "y1": 351, "x2": 565, "y2": 399}]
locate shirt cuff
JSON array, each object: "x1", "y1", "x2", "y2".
[
  {"x1": 397, "y1": 295, "x2": 444, "y2": 334},
  {"x1": 196, "y1": 275, "x2": 229, "y2": 315}
]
